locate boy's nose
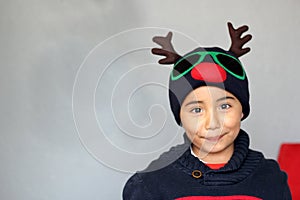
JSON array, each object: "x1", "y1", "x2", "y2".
[{"x1": 205, "y1": 110, "x2": 221, "y2": 130}]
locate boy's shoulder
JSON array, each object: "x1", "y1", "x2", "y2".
[
  {"x1": 248, "y1": 148, "x2": 282, "y2": 171},
  {"x1": 247, "y1": 148, "x2": 288, "y2": 183}
]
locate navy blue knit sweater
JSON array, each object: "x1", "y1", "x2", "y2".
[{"x1": 123, "y1": 130, "x2": 291, "y2": 200}]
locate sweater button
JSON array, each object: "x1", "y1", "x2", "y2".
[{"x1": 192, "y1": 170, "x2": 202, "y2": 179}]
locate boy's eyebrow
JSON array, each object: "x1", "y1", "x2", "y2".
[
  {"x1": 216, "y1": 96, "x2": 236, "y2": 102},
  {"x1": 184, "y1": 96, "x2": 236, "y2": 106},
  {"x1": 184, "y1": 101, "x2": 204, "y2": 107}
]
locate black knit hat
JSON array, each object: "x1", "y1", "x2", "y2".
[
  {"x1": 169, "y1": 47, "x2": 250, "y2": 125},
  {"x1": 151, "y1": 23, "x2": 252, "y2": 125}
]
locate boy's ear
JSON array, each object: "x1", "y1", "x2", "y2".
[{"x1": 241, "y1": 113, "x2": 244, "y2": 119}]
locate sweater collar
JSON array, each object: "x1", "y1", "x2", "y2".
[{"x1": 176, "y1": 129, "x2": 263, "y2": 185}]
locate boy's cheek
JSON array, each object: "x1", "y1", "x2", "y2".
[
  {"x1": 222, "y1": 113, "x2": 242, "y2": 127},
  {"x1": 224, "y1": 117, "x2": 241, "y2": 129},
  {"x1": 183, "y1": 119, "x2": 203, "y2": 134}
]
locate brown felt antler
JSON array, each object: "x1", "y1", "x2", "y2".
[
  {"x1": 228, "y1": 22, "x2": 252, "y2": 57},
  {"x1": 151, "y1": 32, "x2": 181, "y2": 64},
  {"x1": 152, "y1": 23, "x2": 251, "y2": 63}
]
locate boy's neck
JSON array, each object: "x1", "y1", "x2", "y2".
[{"x1": 191, "y1": 144, "x2": 234, "y2": 164}]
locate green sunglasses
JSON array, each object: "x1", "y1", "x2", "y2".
[{"x1": 171, "y1": 51, "x2": 245, "y2": 81}]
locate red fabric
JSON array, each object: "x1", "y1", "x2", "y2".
[
  {"x1": 176, "y1": 195, "x2": 261, "y2": 199},
  {"x1": 278, "y1": 143, "x2": 300, "y2": 200},
  {"x1": 205, "y1": 163, "x2": 226, "y2": 170},
  {"x1": 191, "y1": 62, "x2": 227, "y2": 82}
]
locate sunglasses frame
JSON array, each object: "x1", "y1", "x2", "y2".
[{"x1": 171, "y1": 51, "x2": 245, "y2": 81}]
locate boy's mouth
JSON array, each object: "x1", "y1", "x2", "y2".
[{"x1": 202, "y1": 133, "x2": 226, "y2": 142}]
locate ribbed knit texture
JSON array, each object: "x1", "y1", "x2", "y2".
[
  {"x1": 123, "y1": 130, "x2": 292, "y2": 200},
  {"x1": 175, "y1": 130, "x2": 262, "y2": 186}
]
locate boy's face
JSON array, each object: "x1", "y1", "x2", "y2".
[{"x1": 180, "y1": 86, "x2": 243, "y2": 160}]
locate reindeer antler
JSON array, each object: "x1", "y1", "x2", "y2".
[
  {"x1": 151, "y1": 32, "x2": 181, "y2": 64},
  {"x1": 228, "y1": 22, "x2": 252, "y2": 57}
]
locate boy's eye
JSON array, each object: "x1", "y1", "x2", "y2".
[
  {"x1": 191, "y1": 108, "x2": 202, "y2": 113},
  {"x1": 220, "y1": 104, "x2": 231, "y2": 110}
]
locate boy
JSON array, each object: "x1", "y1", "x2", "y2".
[{"x1": 122, "y1": 23, "x2": 291, "y2": 199}]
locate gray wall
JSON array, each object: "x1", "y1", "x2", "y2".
[{"x1": 1, "y1": 0, "x2": 300, "y2": 199}]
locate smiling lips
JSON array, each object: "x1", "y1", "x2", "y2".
[{"x1": 200, "y1": 133, "x2": 226, "y2": 142}]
